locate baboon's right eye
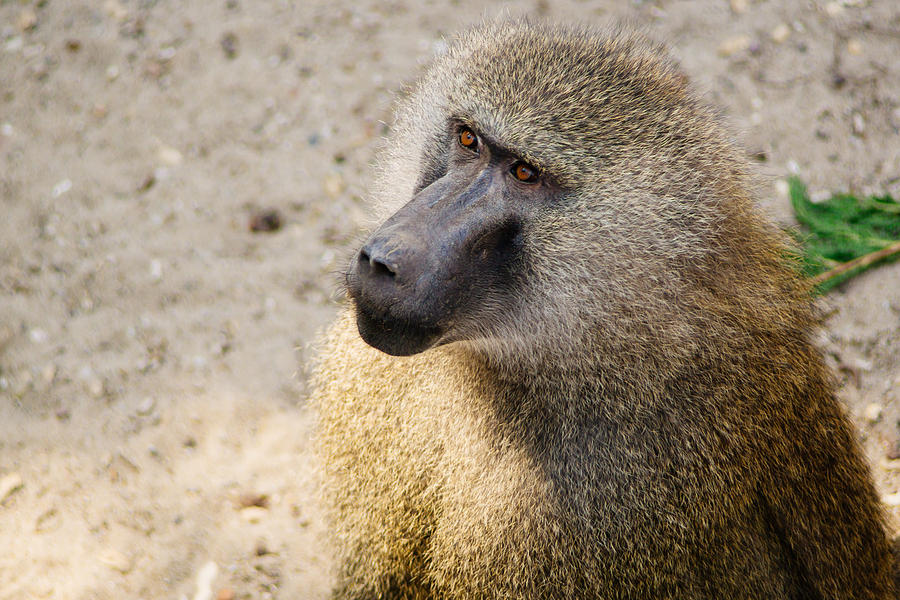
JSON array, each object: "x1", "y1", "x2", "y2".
[{"x1": 458, "y1": 128, "x2": 479, "y2": 152}]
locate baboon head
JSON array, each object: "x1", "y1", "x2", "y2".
[{"x1": 346, "y1": 21, "x2": 761, "y2": 373}]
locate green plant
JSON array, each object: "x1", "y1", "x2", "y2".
[{"x1": 787, "y1": 177, "x2": 900, "y2": 293}]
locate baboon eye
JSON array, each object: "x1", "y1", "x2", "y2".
[
  {"x1": 458, "y1": 127, "x2": 479, "y2": 151},
  {"x1": 512, "y1": 162, "x2": 539, "y2": 183}
]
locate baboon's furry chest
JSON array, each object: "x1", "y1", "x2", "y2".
[
  {"x1": 313, "y1": 311, "x2": 803, "y2": 598},
  {"x1": 423, "y1": 384, "x2": 796, "y2": 597}
]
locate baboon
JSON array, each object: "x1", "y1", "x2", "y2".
[{"x1": 311, "y1": 20, "x2": 896, "y2": 599}]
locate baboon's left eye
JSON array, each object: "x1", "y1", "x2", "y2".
[
  {"x1": 512, "y1": 162, "x2": 539, "y2": 183},
  {"x1": 458, "y1": 128, "x2": 479, "y2": 151}
]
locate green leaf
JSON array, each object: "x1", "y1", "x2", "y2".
[{"x1": 786, "y1": 177, "x2": 900, "y2": 293}]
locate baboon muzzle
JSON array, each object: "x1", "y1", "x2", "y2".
[{"x1": 347, "y1": 172, "x2": 520, "y2": 356}]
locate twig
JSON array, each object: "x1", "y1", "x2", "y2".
[{"x1": 811, "y1": 239, "x2": 900, "y2": 288}]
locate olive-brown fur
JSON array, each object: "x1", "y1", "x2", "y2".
[{"x1": 312, "y1": 20, "x2": 895, "y2": 599}]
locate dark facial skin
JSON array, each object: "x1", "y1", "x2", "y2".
[{"x1": 346, "y1": 122, "x2": 554, "y2": 356}]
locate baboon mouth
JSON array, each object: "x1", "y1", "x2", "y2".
[{"x1": 353, "y1": 300, "x2": 442, "y2": 356}]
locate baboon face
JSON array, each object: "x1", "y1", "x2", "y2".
[
  {"x1": 347, "y1": 121, "x2": 557, "y2": 356},
  {"x1": 347, "y1": 24, "x2": 724, "y2": 362}
]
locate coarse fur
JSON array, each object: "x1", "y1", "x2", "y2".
[{"x1": 311, "y1": 20, "x2": 896, "y2": 599}]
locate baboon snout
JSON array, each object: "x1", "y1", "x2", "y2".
[
  {"x1": 348, "y1": 227, "x2": 444, "y2": 356},
  {"x1": 347, "y1": 166, "x2": 524, "y2": 356}
]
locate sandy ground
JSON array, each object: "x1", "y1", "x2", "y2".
[{"x1": 1, "y1": 1, "x2": 899, "y2": 598}]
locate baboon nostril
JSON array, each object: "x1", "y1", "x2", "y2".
[
  {"x1": 358, "y1": 247, "x2": 396, "y2": 279},
  {"x1": 371, "y1": 259, "x2": 396, "y2": 278}
]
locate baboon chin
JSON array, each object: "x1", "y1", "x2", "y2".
[{"x1": 313, "y1": 19, "x2": 896, "y2": 600}]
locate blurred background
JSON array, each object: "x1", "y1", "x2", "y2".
[{"x1": 1, "y1": 1, "x2": 899, "y2": 598}]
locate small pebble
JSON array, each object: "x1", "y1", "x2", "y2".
[
  {"x1": 249, "y1": 209, "x2": 283, "y2": 233},
  {"x1": 87, "y1": 376, "x2": 105, "y2": 399},
  {"x1": 150, "y1": 259, "x2": 163, "y2": 281},
  {"x1": 846, "y1": 39, "x2": 863, "y2": 56},
  {"x1": 237, "y1": 492, "x2": 270, "y2": 509},
  {"x1": 216, "y1": 588, "x2": 235, "y2": 600},
  {"x1": 770, "y1": 23, "x2": 791, "y2": 43},
  {"x1": 863, "y1": 403, "x2": 882, "y2": 424},
  {"x1": 157, "y1": 145, "x2": 183, "y2": 166},
  {"x1": 851, "y1": 113, "x2": 865, "y2": 137},
  {"x1": 41, "y1": 363, "x2": 57, "y2": 385},
  {"x1": 137, "y1": 397, "x2": 156, "y2": 416},
  {"x1": 729, "y1": 0, "x2": 748, "y2": 14},
  {"x1": 850, "y1": 357, "x2": 873, "y2": 372},
  {"x1": 323, "y1": 173, "x2": 345, "y2": 198},
  {"x1": 106, "y1": 64, "x2": 119, "y2": 80},
  {"x1": 0, "y1": 472, "x2": 24, "y2": 503},
  {"x1": 824, "y1": 1, "x2": 843, "y2": 17},
  {"x1": 774, "y1": 179, "x2": 790, "y2": 199},
  {"x1": 52, "y1": 179, "x2": 72, "y2": 198},
  {"x1": 99, "y1": 549, "x2": 132, "y2": 573},
  {"x1": 193, "y1": 561, "x2": 218, "y2": 600},
  {"x1": 5, "y1": 37, "x2": 23, "y2": 52},
  {"x1": 882, "y1": 492, "x2": 900, "y2": 507},
  {"x1": 1, "y1": 123, "x2": 12, "y2": 137},
  {"x1": 65, "y1": 39, "x2": 82, "y2": 52},
  {"x1": 29, "y1": 328, "x2": 48, "y2": 343},
  {"x1": 881, "y1": 458, "x2": 900, "y2": 470},
  {"x1": 240, "y1": 506, "x2": 268, "y2": 523},
  {"x1": 158, "y1": 46, "x2": 176, "y2": 61},
  {"x1": 717, "y1": 35, "x2": 752, "y2": 58}
]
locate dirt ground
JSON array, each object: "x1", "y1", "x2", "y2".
[{"x1": 1, "y1": 1, "x2": 899, "y2": 598}]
